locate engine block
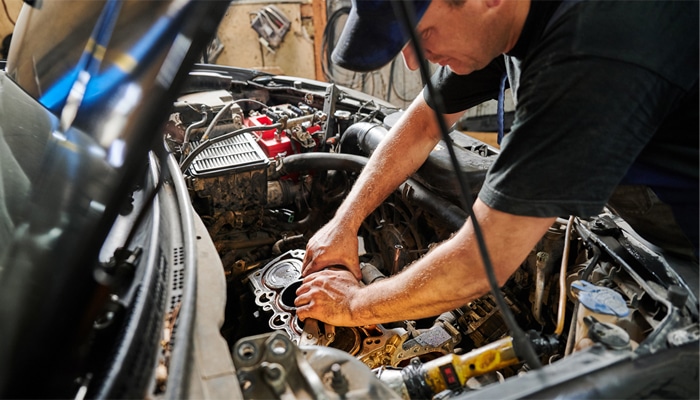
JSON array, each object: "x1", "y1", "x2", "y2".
[{"x1": 245, "y1": 250, "x2": 462, "y2": 369}]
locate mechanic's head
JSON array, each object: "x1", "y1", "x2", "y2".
[{"x1": 332, "y1": 0, "x2": 528, "y2": 75}]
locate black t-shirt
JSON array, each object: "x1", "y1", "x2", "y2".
[{"x1": 425, "y1": 0, "x2": 699, "y2": 254}]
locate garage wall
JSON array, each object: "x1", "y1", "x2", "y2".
[
  {"x1": 315, "y1": 1, "x2": 425, "y2": 110},
  {"x1": 0, "y1": 0, "x2": 21, "y2": 58},
  {"x1": 0, "y1": 0, "x2": 423, "y2": 109},
  {"x1": 213, "y1": 0, "x2": 510, "y2": 119},
  {"x1": 214, "y1": 0, "x2": 424, "y2": 110},
  {"x1": 216, "y1": 1, "x2": 317, "y2": 78},
  {"x1": 0, "y1": 0, "x2": 507, "y2": 121}
]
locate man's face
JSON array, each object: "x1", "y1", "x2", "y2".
[{"x1": 401, "y1": 0, "x2": 512, "y2": 75}]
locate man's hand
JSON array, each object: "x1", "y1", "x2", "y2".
[
  {"x1": 294, "y1": 269, "x2": 362, "y2": 326},
  {"x1": 302, "y1": 220, "x2": 362, "y2": 279},
  {"x1": 298, "y1": 200, "x2": 557, "y2": 327}
]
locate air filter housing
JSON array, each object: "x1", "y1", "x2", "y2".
[
  {"x1": 188, "y1": 132, "x2": 268, "y2": 178},
  {"x1": 188, "y1": 133, "x2": 270, "y2": 227}
]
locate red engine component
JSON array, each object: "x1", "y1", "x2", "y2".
[
  {"x1": 245, "y1": 106, "x2": 322, "y2": 158},
  {"x1": 246, "y1": 114, "x2": 292, "y2": 158}
]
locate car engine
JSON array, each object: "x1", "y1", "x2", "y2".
[{"x1": 166, "y1": 66, "x2": 699, "y2": 399}]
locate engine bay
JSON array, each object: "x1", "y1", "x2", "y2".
[{"x1": 165, "y1": 66, "x2": 699, "y2": 399}]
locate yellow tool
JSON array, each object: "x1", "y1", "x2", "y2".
[
  {"x1": 418, "y1": 336, "x2": 518, "y2": 396},
  {"x1": 385, "y1": 332, "x2": 559, "y2": 398}
]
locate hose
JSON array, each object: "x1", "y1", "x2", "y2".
[
  {"x1": 555, "y1": 216, "x2": 575, "y2": 336},
  {"x1": 182, "y1": 108, "x2": 208, "y2": 154},
  {"x1": 276, "y1": 153, "x2": 468, "y2": 231},
  {"x1": 200, "y1": 101, "x2": 234, "y2": 141}
]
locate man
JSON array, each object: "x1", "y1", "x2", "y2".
[{"x1": 294, "y1": 0, "x2": 699, "y2": 327}]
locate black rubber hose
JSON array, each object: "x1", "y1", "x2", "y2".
[
  {"x1": 276, "y1": 152, "x2": 368, "y2": 175},
  {"x1": 276, "y1": 153, "x2": 467, "y2": 231},
  {"x1": 340, "y1": 121, "x2": 488, "y2": 202},
  {"x1": 338, "y1": 121, "x2": 385, "y2": 157}
]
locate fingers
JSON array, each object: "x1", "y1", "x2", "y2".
[
  {"x1": 294, "y1": 274, "x2": 322, "y2": 321},
  {"x1": 303, "y1": 258, "x2": 362, "y2": 281},
  {"x1": 301, "y1": 249, "x2": 320, "y2": 277},
  {"x1": 295, "y1": 299, "x2": 312, "y2": 321},
  {"x1": 294, "y1": 270, "x2": 359, "y2": 325},
  {"x1": 301, "y1": 257, "x2": 328, "y2": 278},
  {"x1": 302, "y1": 222, "x2": 360, "y2": 277},
  {"x1": 347, "y1": 260, "x2": 362, "y2": 280},
  {"x1": 294, "y1": 273, "x2": 315, "y2": 305},
  {"x1": 302, "y1": 247, "x2": 359, "y2": 279},
  {"x1": 294, "y1": 295, "x2": 311, "y2": 320}
]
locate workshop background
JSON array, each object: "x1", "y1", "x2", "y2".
[{"x1": 0, "y1": 0, "x2": 511, "y2": 145}]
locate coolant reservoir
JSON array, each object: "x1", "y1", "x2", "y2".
[{"x1": 571, "y1": 280, "x2": 630, "y2": 351}]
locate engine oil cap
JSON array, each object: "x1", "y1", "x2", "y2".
[{"x1": 571, "y1": 280, "x2": 630, "y2": 317}]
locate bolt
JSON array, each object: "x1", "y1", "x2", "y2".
[
  {"x1": 329, "y1": 364, "x2": 349, "y2": 396},
  {"x1": 262, "y1": 362, "x2": 283, "y2": 381}
]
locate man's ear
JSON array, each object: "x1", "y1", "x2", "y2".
[{"x1": 401, "y1": 44, "x2": 421, "y2": 72}]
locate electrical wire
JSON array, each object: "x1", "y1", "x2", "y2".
[
  {"x1": 181, "y1": 97, "x2": 272, "y2": 156},
  {"x1": 393, "y1": 0, "x2": 543, "y2": 370},
  {"x1": 2, "y1": 0, "x2": 15, "y2": 26},
  {"x1": 387, "y1": 58, "x2": 396, "y2": 102},
  {"x1": 321, "y1": 7, "x2": 352, "y2": 83},
  {"x1": 321, "y1": 4, "x2": 419, "y2": 105},
  {"x1": 389, "y1": 56, "x2": 424, "y2": 103},
  {"x1": 199, "y1": 101, "x2": 234, "y2": 141},
  {"x1": 182, "y1": 107, "x2": 208, "y2": 152},
  {"x1": 321, "y1": 6, "x2": 388, "y2": 100},
  {"x1": 179, "y1": 123, "x2": 283, "y2": 172}
]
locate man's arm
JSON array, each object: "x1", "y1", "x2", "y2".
[
  {"x1": 302, "y1": 94, "x2": 463, "y2": 278},
  {"x1": 295, "y1": 199, "x2": 555, "y2": 326}
]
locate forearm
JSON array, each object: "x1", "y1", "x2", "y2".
[
  {"x1": 349, "y1": 200, "x2": 556, "y2": 325},
  {"x1": 334, "y1": 95, "x2": 461, "y2": 231},
  {"x1": 302, "y1": 95, "x2": 463, "y2": 276},
  {"x1": 351, "y1": 239, "x2": 489, "y2": 324}
]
